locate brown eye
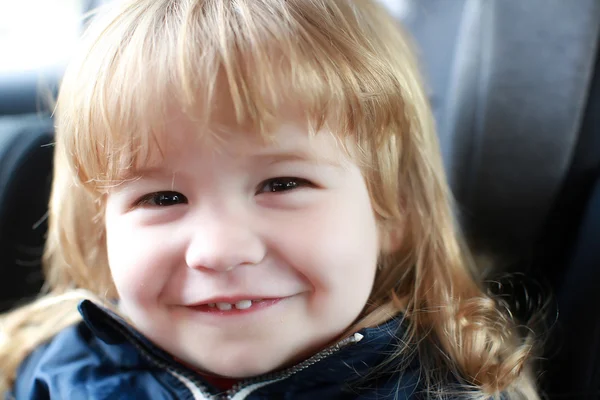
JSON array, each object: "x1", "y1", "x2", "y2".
[
  {"x1": 258, "y1": 177, "x2": 311, "y2": 194},
  {"x1": 135, "y1": 191, "x2": 188, "y2": 207}
]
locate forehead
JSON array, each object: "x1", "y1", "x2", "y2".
[{"x1": 127, "y1": 112, "x2": 354, "y2": 176}]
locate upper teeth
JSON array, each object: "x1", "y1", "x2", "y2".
[{"x1": 211, "y1": 300, "x2": 256, "y2": 311}]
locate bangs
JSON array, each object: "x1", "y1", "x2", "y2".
[{"x1": 56, "y1": 0, "x2": 411, "y2": 191}]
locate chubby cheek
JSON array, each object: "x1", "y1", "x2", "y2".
[
  {"x1": 277, "y1": 192, "x2": 379, "y2": 318},
  {"x1": 105, "y1": 218, "x2": 177, "y2": 307}
]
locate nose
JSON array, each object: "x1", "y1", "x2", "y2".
[{"x1": 184, "y1": 209, "x2": 266, "y2": 273}]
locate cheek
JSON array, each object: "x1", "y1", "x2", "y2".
[
  {"x1": 278, "y1": 190, "x2": 379, "y2": 301},
  {"x1": 105, "y1": 217, "x2": 177, "y2": 304},
  {"x1": 325, "y1": 202, "x2": 378, "y2": 288}
]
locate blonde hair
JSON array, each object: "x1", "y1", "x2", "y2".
[{"x1": 1, "y1": 0, "x2": 539, "y2": 398}]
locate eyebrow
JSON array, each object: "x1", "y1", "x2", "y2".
[
  {"x1": 121, "y1": 149, "x2": 345, "y2": 181},
  {"x1": 118, "y1": 167, "x2": 174, "y2": 182},
  {"x1": 249, "y1": 150, "x2": 344, "y2": 167}
]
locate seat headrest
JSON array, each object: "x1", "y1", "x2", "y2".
[
  {"x1": 0, "y1": 114, "x2": 54, "y2": 311},
  {"x1": 402, "y1": 0, "x2": 600, "y2": 259}
]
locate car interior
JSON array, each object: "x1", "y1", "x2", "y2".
[{"x1": 0, "y1": 0, "x2": 599, "y2": 398}]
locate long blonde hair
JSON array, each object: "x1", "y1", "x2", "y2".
[{"x1": 1, "y1": 0, "x2": 539, "y2": 398}]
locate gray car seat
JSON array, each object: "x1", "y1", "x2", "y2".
[
  {"x1": 0, "y1": 115, "x2": 53, "y2": 311},
  {"x1": 398, "y1": 0, "x2": 600, "y2": 398},
  {"x1": 552, "y1": 167, "x2": 600, "y2": 399},
  {"x1": 541, "y1": 48, "x2": 600, "y2": 400},
  {"x1": 400, "y1": 0, "x2": 600, "y2": 260}
]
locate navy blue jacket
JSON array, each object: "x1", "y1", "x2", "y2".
[{"x1": 8, "y1": 300, "x2": 427, "y2": 399}]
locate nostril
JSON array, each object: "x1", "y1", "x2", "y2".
[{"x1": 185, "y1": 228, "x2": 266, "y2": 273}]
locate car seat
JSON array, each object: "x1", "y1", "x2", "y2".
[
  {"x1": 0, "y1": 114, "x2": 53, "y2": 311},
  {"x1": 399, "y1": 0, "x2": 600, "y2": 398}
]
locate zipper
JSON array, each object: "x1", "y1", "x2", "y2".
[
  {"x1": 224, "y1": 332, "x2": 364, "y2": 400},
  {"x1": 102, "y1": 317, "x2": 216, "y2": 400},
  {"x1": 103, "y1": 315, "x2": 364, "y2": 400}
]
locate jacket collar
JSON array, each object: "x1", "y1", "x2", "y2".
[{"x1": 78, "y1": 299, "x2": 412, "y2": 396}]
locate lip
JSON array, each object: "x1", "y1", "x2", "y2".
[
  {"x1": 183, "y1": 293, "x2": 298, "y2": 317},
  {"x1": 186, "y1": 295, "x2": 282, "y2": 307},
  {"x1": 186, "y1": 298, "x2": 284, "y2": 316}
]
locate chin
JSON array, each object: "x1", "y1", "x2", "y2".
[
  {"x1": 199, "y1": 336, "x2": 335, "y2": 379},
  {"x1": 193, "y1": 346, "x2": 291, "y2": 379},
  {"x1": 204, "y1": 358, "x2": 283, "y2": 379}
]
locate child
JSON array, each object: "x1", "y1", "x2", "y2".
[{"x1": 1, "y1": 0, "x2": 539, "y2": 398}]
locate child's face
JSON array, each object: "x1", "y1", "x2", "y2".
[{"x1": 104, "y1": 114, "x2": 383, "y2": 378}]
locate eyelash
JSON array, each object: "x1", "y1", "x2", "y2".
[
  {"x1": 133, "y1": 177, "x2": 312, "y2": 207},
  {"x1": 258, "y1": 177, "x2": 312, "y2": 193},
  {"x1": 134, "y1": 191, "x2": 188, "y2": 207}
]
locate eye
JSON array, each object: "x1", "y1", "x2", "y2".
[
  {"x1": 257, "y1": 177, "x2": 312, "y2": 194},
  {"x1": 134, "y1": 191, "x2": 188, "y2": 207}
]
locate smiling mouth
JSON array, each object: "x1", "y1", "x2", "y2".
[{"x1": 187, "y1": 298, "x2": 283, "y2": 314}]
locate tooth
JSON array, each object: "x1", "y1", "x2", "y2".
[
  {"x1": 208, "y1": 303, "x2": 216, "y2": 308},
  {"x1": 235, "y1": 300, "x2": 252, "y2": 310},
  {"x1": 216, "y1": 302, "x2": 232, "y2": 311}
]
